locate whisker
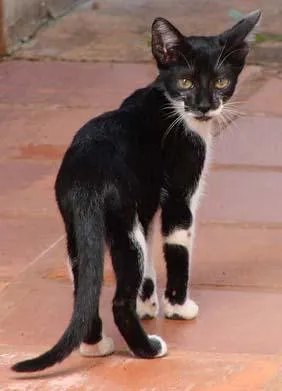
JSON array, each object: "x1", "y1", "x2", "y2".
[
  {"x1": 224, "y1": 100, "x2": 247, "y2": 105},
  {"x1": 161, "y1": 115, "x2": 182, "y2": 146},
  {"x1": 161, "y1": 105, "x2": 175, "y2": 111},
  {"x1": 219, "y1": 113, "x2": 229, "y2": 128},
  {"x1": 177, "y1": 51, "x2": 193, "y2": 73},
  {"x1": 161, "y1": 103, "x2": 179, "y2": 110},
  {"x1": 224, "y1": 108, "x2": 245, "y2": 117},
  {"x1": 218, "y1": 110, "x2": 233, "y2": 131},
  {"x1": 214, "y1": 114, "x2": 228, "y2": 138},
  {"x1": 222, "y1": 102, "x2": 246, "y2": 117},
  {"x1": 221, "y1": 110, "x2": 240, "y2": 133},
  {"x1": 224, "y1": 107, "x2": 245, "y2": 117},
  {"x1": 161, "y1": 108, "x2": 186, "y2": 147},
  {"x1": 217, "y1": 48, "x2": 246, "y2": 69},
  {"x1": 213, "y1": 117, "x2": 222, "y2": 137},
  {"x1": 215, "y1": 40, "x2": 227, "y2": 70},
  {"x1": 224, "y1": 102, "x2": 246, "y2": 110},
  {"x1": 161, "y1": 101, "x2": 182, "y2": 121},
  {"x1": 222, "y1": 110, "x2": 237, "y2": 122},
  {"x1": 223, "y1": 107, "x2": 245, "y2": 113},
  {"x1": 163, "y1": 112, "x2": 179, "y2": 121}
]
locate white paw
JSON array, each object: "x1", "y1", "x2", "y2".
[
  {"x1": 148, "y1": 335, "x2": 167, "y2": 357},
  {"x1": 164, "y1": 297, "x2": 199, "y2": 320},
  {"x1": 79, "y1": 335, "x2": 114, "y2": 357},
  {"x1": 136, "y1": 292, "x2": 159, "y2": 319}
]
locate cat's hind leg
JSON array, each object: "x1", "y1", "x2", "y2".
[
  {"x1": 137, "y1": 213, "x2": 159, "y2": 319},
  {"x1": 108, "y1": 216, "x2": 167, "y2": 358},
  {"x1": 79, "y1": 313, "x2": 114, "y2": 357},
  {"x1": 65, "y1": 227, "x2": 114, "y2": 357}
]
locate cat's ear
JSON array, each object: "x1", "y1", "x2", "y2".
[
  {"x1": 151, "y1": 18, "x2": 184, "y2": 66},
  {"x1": 219, "y1": 10, "x2": 261, "y2": 47}
]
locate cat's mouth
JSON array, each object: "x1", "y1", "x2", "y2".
[
  {"x1": 194, "y1": 115, "x2": 212, "y2": 122},
  {"x1": 192, "y1": 105, "x2": 223, "y2": 122}
]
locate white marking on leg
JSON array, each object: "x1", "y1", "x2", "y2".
[
  {"x1": 131, "y1": 220, "x2": 147, "y2": 268},
  {"x1": 137, "y1": 294, "x2": 159, "y2": 319},
  {"x1": 164, "y1": 227, "x2": 199, "y2": 319},
  {"x1": 164, "y1": 228, "x2": 193, "y2": 250},
  {"x1": 131, "y1": 219, "x2": 157, "y2": 318},
  {"x1": 145, "y1": 212, "x2": 158, "y2": 282},
  {"x1": 79, "y1": 334, "x2": 114, "y2": 357},
  {"x1": 163, "y1": 297, "x2": 199, "y2": 320},
  {"x1": 136, "y1": 214, "x2": 160, "y2": 319}
]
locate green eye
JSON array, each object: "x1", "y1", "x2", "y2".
[
  {"x1": 215, "y1": 78, "x2": 230, "y2": 89},
  {"x1": 178, "y1": 78, "x2": 194, "y2": 89}
]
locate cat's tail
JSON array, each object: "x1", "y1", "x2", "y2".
[{"x1": 11, "y1": 206, "x2": 104, "y2": 372}]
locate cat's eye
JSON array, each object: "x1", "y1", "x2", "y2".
[
  {"x1": 215, "y1": 78, "x2": 230, "y2": 89},
  {"x1": 178, "y1": 79, "x2": 194, "y2": 89}
]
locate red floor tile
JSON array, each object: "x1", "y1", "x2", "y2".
[{"x1": 0, "y1": 60, "x2": 282, "y2": 389}]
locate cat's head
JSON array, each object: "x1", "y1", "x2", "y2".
[{"x1": 151, "y1": 10, "x2": 261, "y2": 124}]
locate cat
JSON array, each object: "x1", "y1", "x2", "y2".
[{"x1": 12, "y1": 9, "x2": 261, "y2": 372}]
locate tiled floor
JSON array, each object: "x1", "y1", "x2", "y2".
[{"x1": 1, "y1": 61, "x2": 282, "y2": 390}]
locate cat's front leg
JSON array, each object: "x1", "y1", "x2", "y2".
[{"x1": 161, "y1": 196, "x2": 199, "y2": 320}]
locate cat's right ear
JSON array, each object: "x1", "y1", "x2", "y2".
[{"x1": 151, "y1": 18, "x2": 184, "y2": 66}]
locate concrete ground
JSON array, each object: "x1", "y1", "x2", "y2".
[{"x1": 1, "y1": 1, "x2": 282, "y2": 390}]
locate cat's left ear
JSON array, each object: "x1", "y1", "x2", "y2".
[
  {"x1": 151, "y1": 18, "x2": 184, "y2": 67},
  {"x1": 219, "y1": 9, "x2": 261, "y2": 47}
]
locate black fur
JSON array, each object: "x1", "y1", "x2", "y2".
[
  {"x1": 140, "y1": 278, "x2": 155, "y2": 301},
  {"x1": 12, "y1": 10, "x2": 260, "y2": 372},
  {"x1": 164, "y1": 244, "x2": 189, "y2": 305}
]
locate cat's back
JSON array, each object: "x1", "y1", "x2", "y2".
[
  {"x1": 74, "y1": 83, "x2": 162, "y2": 143},
  {"x1": 56, "y1": 84, "x2": 164, "y2": 189}
]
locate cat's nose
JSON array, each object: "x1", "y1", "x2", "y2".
[{"x1": 198, "y1": 102, "x2": 211, "y2": 114}]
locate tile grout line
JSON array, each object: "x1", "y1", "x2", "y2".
[
  {"x1": 5, "y1": 233, "x2": 65, "y2": 287},
  {"x1": 19, "y1": 234, "x2": 66, "y2": 277},
  {"x1": 199, "y1": 220, "x2": 282, "y2": 230},
  {"x1": 2, "y1": 234, "x2": 66, "y2": 289},
  {"x1": 0, "y1": 234, "x2": 66, "y2": 324},
  {"x1": 1, "y1": 234, "x2": 65, "y2": 293}
]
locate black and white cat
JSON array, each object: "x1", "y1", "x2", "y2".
[{"x1": 12, "y1": 10, "x2": 260, "y2": 372}]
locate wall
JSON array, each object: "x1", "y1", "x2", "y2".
[
  {"x1": 0, "y1": 0, "x2": 81, "y2": 54},
  {"x1": 0, "y1": 0, "x2": 4, "y2": 53}
]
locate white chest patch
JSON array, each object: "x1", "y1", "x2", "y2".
[
  {"x1": 191, "y1": 134, "x2": 213, "y2": 215},
  {"x1": 184, "y1": 116, "x2": 213, "y2": 215},
  {"x1": 185, "y1": 116, "x2": 213, "y2": 142},
  {"x1": 165, "y1": 96, "x2": 214, "y2": 215}
]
